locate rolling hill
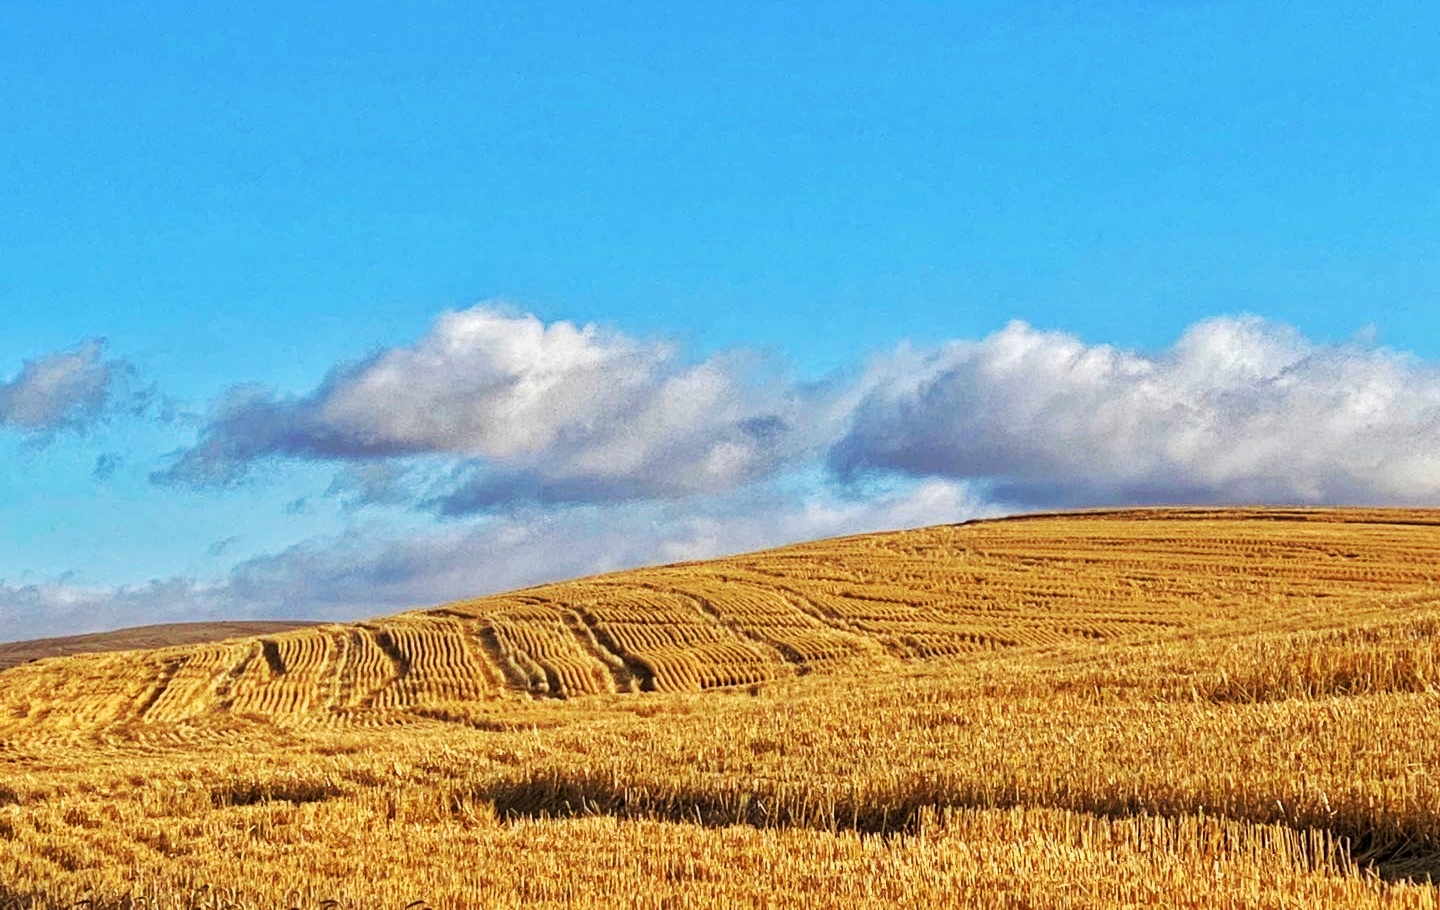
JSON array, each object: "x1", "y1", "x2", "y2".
[
  {"x1": 3, "y1": 508, "x2": 1440, "y2": 908},
  {"x1": 6, "y1": 507, "x2": 1439, "y2": 730},
  {"x1": 0, "y1": 622, "x2": 319, "y2": 672}
]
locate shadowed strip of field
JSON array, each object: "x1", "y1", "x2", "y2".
[{"x1": 477, "y1": 751, "x2": 1439, "y2": 882}]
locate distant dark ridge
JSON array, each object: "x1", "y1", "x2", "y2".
[{"x1": 0, "y1": 621, "x2": 320, "y2": 671}]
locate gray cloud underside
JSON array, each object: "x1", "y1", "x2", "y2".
[
  {"x1": 157, "y1": 307, "x2": 1440, "y2": 513},
  {"x1": 156, "y1": 307, "x2": 827, "y2": 509},
  {"x1": 0, "y1": 340, "x2": 136, "y2": 435},
  {"x1": 14, "y1": 310, "x2": 1440, "y2": 641},
  {"x1": 0, "y1": 480, "x2": 989, "y2": 641},
  {"x1": 834, "y1": 317, "x2": 1440, "y2": 506}
]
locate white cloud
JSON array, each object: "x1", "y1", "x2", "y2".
[
  {"x1": 23, "y1": 310, "x2": 1440, "y2": 642},
  {"x1": 157, "y1": 306, "x2": 829, "y2": 510},
  {"x1": 832, "y1": 316, "x2": 1440, "y2": 505}
]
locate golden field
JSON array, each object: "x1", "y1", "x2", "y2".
[
  {"x1": 0, "y1": 623, "x2": 319, "y2": 673},
  {"x1": 3, "y1": 508, "x2": 1440, "y2": 907}
]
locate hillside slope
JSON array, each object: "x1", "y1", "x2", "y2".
[
  {"x1": 0, "y1": 622, "x2": 319, "y2": 671},
  {"x1": 5, "y1": 508, "x2": 1440, "y2": 907},
  {"x1": 4, "y1": 507, "x2": 1439, "y2": 734}
]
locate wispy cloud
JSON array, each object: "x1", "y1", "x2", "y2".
[
  {"x1": 223, "y1": 478, "x2": 988, "y2": 617},
  {"x1": 92, "y1": 453, "x2": 123, "y2": 482},
  {"x1": 832, "y1": 316, "x2": 1440, "y2": 505},
  {"x1": 0, "y1": 479, "x2": 990, "y2": 641},
  {"x1": 0, "y1": 340, "x2": 140, "y2": 437},
  {"x1": 0, "y1": 579, "x2": 227, "y2": 642}
]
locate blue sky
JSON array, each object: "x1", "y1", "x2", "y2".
[{"x1": 4, "y1": 2, "x2": 1440, "y2": 639}]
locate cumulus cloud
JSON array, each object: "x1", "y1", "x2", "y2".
[
  {"x1": 157, "y1": 306, "x2": 827, "y2": 510},
  {"x1": 34, "y1": 309, "x2": 1440, "y2": 641},
  {"x1": 154, "y1": 309, "x2": 1440, "y2": 515},
  {"x1": 0, "y1": 340, "x2": 138, "y2": 436},
  {"x1": 832, "y1": 316, "x2": 1440, "y2": 505},
  {"x1": 0, "y1": 479, "x2": 992, "y2": 642}
]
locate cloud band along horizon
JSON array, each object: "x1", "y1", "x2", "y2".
[
  {"x1": 0, "y1": 478, "x2": 991, "y2": 641},
  {"x1": 7, "y1": 307, "x2": 1440, "y2": 641},
  {"x1": 158, "y1": 307, "x2": 1440, "y2": 511}
]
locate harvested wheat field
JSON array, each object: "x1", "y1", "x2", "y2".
[
  {"x1": 4, "y1": 507, "x2": 1440, "y2": 908},
  {"x1": 0, "y1": 623, "x2": 321, "y2": 673}
]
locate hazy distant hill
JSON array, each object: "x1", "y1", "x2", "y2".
[{"x1": 0, "y1": 621, "x2": 318, "y2": 671}]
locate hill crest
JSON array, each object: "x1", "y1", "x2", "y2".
[
  {"x1": 4, "y1": 507, "x2": 1439, "y2": 736},
  {"x1": 0, "y1": 621, "x2": 319, "y2": 671}
]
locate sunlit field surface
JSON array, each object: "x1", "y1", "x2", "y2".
[{"x1": 4, "y1": 509, "x2": 1440, "y2": 908}]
